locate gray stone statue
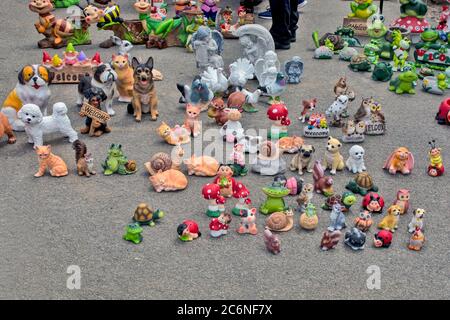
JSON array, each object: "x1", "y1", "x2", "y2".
[
  {"x1": 192, "y1": 26, "x2": 224, "y2": 71},
  {"x1": 233, "y1": 24, "x2": 275, "y2": 66},
  {"x1": 284, "y1": 56, "x2": 304, "y2": 84}
]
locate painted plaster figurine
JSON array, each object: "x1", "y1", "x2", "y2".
[
  {"x1": 435, "y1": 97, "x2": 450, "y2": 125},
  {"x1": 228, "y1": 58, "x2": 255, "y2": 89},
  {"x1": 149, "y1": 169, "x2": 188, "y2": 192},
  {"x1": 348, "y1": 54, "x2": 372, "y2": 72},
  {"x1": 314, "y1": 46, "x2": 333, "y2": 59},
  {"x1": 296, "y1": 183, "x2": 315, "y2": 212},
  {"x1": 391, "y1": 30, "x2": 411, "y2": 72},
  {"x1": 378, "y1": 205, "x2": 401, "y2": 233},
  {"x1": 157, "y1": 122, "x2": 190, "y2": 145},
  {"x1": 111, "y1": 53, "x2": 134, "y2": 103},
  {"x1": 251, "y1": 141, "x2": 286, "y2": 176},
  {"x1": 213, "y1": 165, "x2": 236, "y2": 198},
  {"x1": 101, "y1": 144, "x2": 137, "y2": 176},
  {"x1": 259, "y1": 182, "x2": 291, "y2": 215},
  {"x1": 232, "y1": 183, "x2": 251, "y2": 216},
  {"x1": 184, "y1": 155, "x2": 220, "y2": 176},
  {"x1": 408, "y1": 208, "x2": 425, "y2": 233},
  {"x1": 373, "y1": 230, "x2": 393, "y2": 248},
  {"x1": 229, "y1": 143, "x2": 248, "y2": 176},
  {"x1": 233, "y1": 24, "x2": 275, "y2": 66},
  {"x1": 264, "y1": 228, "x2": 281, "y2": 254},
  {"x1": 408, "y1": 227, "x2": 425, "y2": 251},
  {"x1": 422, "y1": 75, "x2": 446, "y2": 95},
  {"x1": 200, "y1": 0, "x2": 219, "y2": 21},
  {"x1": 354, "y1": 210, "x2": 373, "y2": 232},
  {"x1": 209, "y1": 212, "x2": 232, "y2": 238},
  {"x1": 346, "y1": 172, "x2": 378, "y2": 196},
  {"x1": 327, "y1": 203, "x2": 346, "y2": 232},
  {"x1": 133, "y1": 203, "x2": 165, "y2": 226},
  {"x1": 255, "y1": 50, "x2": 280, "y2": 86},
  {"x1": 362, "y1": 192, "x2": 384, "y2": 214},
  {"x1": 290, "y1": 144, "x2": 315, "y2": 175},
  {"x1": 372, "y1": 62, "x2": 393, "y2": 82},
  {"x1": 192, "y1": 26, "x2": 224, "y2": 71},
  {"x1": 123, "y1": 223, "x2": 143, "y2": 244},
  {"x1": 321, "y1": 192, "x2": 356, "y2": 213},
  {"x1": 220, "y1": 108, "x2": 245, "y2": 144},
  {"x1": 389, "y1": 70, "x2": 418, "y2": 95},
  {"x1": 322, "y1": 136, "x2": 345, "y2": 175},
  {"x1": 326, "y1": 95, "x2": 349, "y2": 127},
  {"x1": 237, "y1": 208, "x2": 258, "y2": 235},
  {"x1": 73, "y1": 139, "x2": 95, "y2": 177},
  {"x1": 346, "y1": 145, "x2": 366, "y2": 173},
  {"x1": 183, "y1": 104, "x2": 201, "y2": 137},
  {"x1": 299, "y1": 203, "x2": 319, "y2": 230},
  {"x1": 312, "y1": 160, "x2": 334, "y2": 196},
  {"x1": 339, "y1": 45, "x2": 358, "y2": 61},
  {"x1": 437, "y1": 5, "x2": 450, "y2": 32},
  {"x1": 177, "y1": 220, "x2": 201, "y2": 242},
  {"x1": 278, "y1": 136, "x2": 304, "y2": 154},
  {"x1": 202, "y1": 183, "x2": 226, "y2": 218},
  {"x1": 320, "y1": 230, "x2": 341, "y2": 251},
  {"x1": 201, "y1": 67, "x2": 228, "y2": 96},
  {"x1": 348, "y1": 0, "x2": 377, "y2": 19},
  {"x1": 428, "y1": 140, "x2": 444, "y2": 177},
  {"x1": 34, "y1": 145, "x2": 68, "y2": 177},
  {"x1": 284, "y1": 56, "x2": 304, "y2": 84},
  {"x1": 383, "y1": 147, "x2": 415, "y2": 175},
  {"x1": 393, "y1": 189, "x2": 410, "y2": 215},
  {"x1": 267, "y1": 103, "x2": 291, "y2": 139},
  {"x1": 304, "y1": 113, "x2": 329, "y2": 138},
  {"x1": 265, "y1": 210, "x2": 294, "y2": 232},
  {"x1": 177, "y1": 76, "x2": 214, "y2": 106},
  {"x1": 344, "y1": 227, "x2": 366, "y2": 251},
  {"x1": 298, "y1": 98, "x2": 317, "y2": 123},
  {"x1": 79, "y1": 88, "x2": 111, "y2": 137},
  {"x1": 342, "y1": 120, "x2": 366, "y2": 143},
  {"x1": 0, "y1": 113, "x2": 16, "y2": 145},
  {"x1": 334, "y1": 77, "x2": 355, "y2": 100}
]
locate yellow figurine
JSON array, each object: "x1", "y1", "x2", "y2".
[
  {"x1": 378, "y1": 205, "x2": 401, "y2": 233},
  {"x1": 428, "y1": 140, "x2": 444, "y2": 177},
  {"x1": 348, "y1": 0, "x2": 378, "y2": 20}
]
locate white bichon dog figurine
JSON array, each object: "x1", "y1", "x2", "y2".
[
  {"x1": 346, "y1": 145, "x2": 366, "y2": 173},
  {"x1": 18, "y1": 103, "x2": 78, "y2": 147}
]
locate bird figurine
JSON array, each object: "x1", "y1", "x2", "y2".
[
  {"x1": 241, "y1": 88, "x2": 262, "y2": 112},
  {"x1": 201, "y1": 67, "x2": 229, "y2": 95},
  {"x1": 177, "y1": 76, "x2": 214, "y2": 107},
  {"x1": 258, "y1": 73, "x2": 287, "y2": 103},
  {"x1": 228, "y1": 58, "x2": 255, "y2": 89}
]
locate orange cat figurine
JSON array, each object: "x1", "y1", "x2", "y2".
[
  {"x1": 184, "y1": 104, "x2": 202, "y2": 137},
  {"x1": 34, "y1": 145, "x2": 68, "y2": 177},
  {"x1": 111, "y1": 54, "x2": 134, "y2": 103},
  {"x1": 0, "y1": 112, "x2": 16, "y2": 144}
]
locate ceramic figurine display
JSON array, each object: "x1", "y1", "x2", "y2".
[
  {"x1": 299, "y1": 203, "x2": 319, "y2": 230},
  {"x1": 183, "y1": 104, "x2": 202, "y2": 137},
  {"x1": 216, "y1": 6, "x2": 247, "y2": 39},
  {"x1": 207, "y1": 97, "x2": 227, "y2": 125},
  {"x1": 344, "y1": 227, "x2": 366, "y2": 250},
  {"x1": 378, "y1": 205, "x2": 401, "y2": 233},
  {"x1": 408, "y1": 208, "x2": 425, "y2": 233},
  {"x1": 298, "y1": 98, "x2": 317, "y2": 123},
  {"x1": 34, "y1": 145, "x2": 68, "y2": 177},
  {"x1": 213, "y1": 165, "x2": 236, "y2": 198},
  {"x1": 79, "y1": 88, "x2": 111, "y2": 137},
  {"x1": 144, "y1": 152, "x2": 176, "y2": 176},
  {"x1": 201, "y1": 67, "x2": 229, "y2": 96},
  {"x1": 339, "y1": 45, "x2": 358, "y2": 61},
  {"x1": 414, "y1": 28, "x2": 450, "y2": 70},
  {"x1": 184, "y1": 155, "x2": 220, "y2": 176},
  {"x1": 202, "y1": 183, "x2": 226, "y2": 217},
  {"x1": 111, "y1": 54, "x2": 134, "y2": 103},
  {"x1": 231, "y1": 183, "x2": 251, "y2": 216},
  {"x1": 312, "y1": 161, "x2": 334, "y2": 196},
  {"x1": 358, "y1": 99, "x2": 385, "y2": 135},
  {"x1": 254, "y1": 50, "x2": 280, "y2": 86},
  {"x1": 123, "y1": 223, "x2": 143, "y2": 244},
  {"x1": 342, "y1": 120, "x2": 366, "y2": 143},
  {"x1": 149, "y1": 169, "x2": 188, "y2": 192},
  {"x1": 220, "y1": 108, "x2": 245, "y2": 143},
  {"x1": 321, "y1": 192, "x2": 356, "y2": 213},
  {"x1": 265, "y1": 210, "x2": 294, "y2": 232},
  {"x1": 278, "y1": 136, "x2": 304, "y2": 154},
  {"x1": 101, "y1": 144, "x2": 137, "y2": 176},
  {"x1": 347, "y1": 0, "x2": 377, "y2": 20},
  {"x1": 314, "y1": 46, "x2": 333, "y2": 59},
  {"x1": 389, "y1": 69, "x2": 418, "y2": 94},
  {"x1": 348, "y1": 54, "x2": 372, "y2": 72},
  {"x1": 29, "y1": 0, "x2": 91, "y2": 49},
  {"x1": 233, "y1": 24, "x2": 275, "y2": 66},
  {"x1": 192, "y1": 26, "x2": 224, "y2": 71},
  {"x1": 237, "y1": 208, "x2": 258, "y2": 235},
  {"x1": 133, "y1": 203, "x2": 165, "y2": 226},
  {"x1": 157, "y1": 122, "x2": 191, "y2": 145},
  {"x1": 391, "y1": 0, "x2": 429, "y2": 40},
  {"x1": 422, "y1": 74, "x2": 447, "y2": 95},
  {"x1": 73, "y1": 140, "x2": 95, "y2": 177},
  {"x1": 266, "y1": 103, "x2": 291, "y2": 139},
  {"x1": 289, "y1": 144, "x2": 315, "y2": 175},
  {"x1": 0, "y1": 113, "x2": 16, "y2": 145},
  {"x1": 322, "y1": 136, "x2": 345, "y2": 175},
  {"x1": 18, "y1": 103, "x2": 78, "y2": 147},
  {"x1": 320, "y1": 230, "x2": 341, "y2": 251},
  {"x1": 391, "y1": 30, "x2": 411, "y2": 72},
  {"x1": 228, "y1": 58, "x2": 255, "y2": 89},
  {"x1": 177, "y1": 220, "x2": 201, "y2": 242},
  {"x1": 229, "y1": 143, "x2": 248, "y2": 177},
  {"x1": 284, "y1": 56, "x2": 304, "y2": 84},
  {"x1": 362, "y1": 192, "x2": 384, "y2": 214},
  {"x1": 345, "y1": 145, "x2": 366, "y2": 174},
  {"x1": 264, "y1": 228, "x2": 281, "y2": 255},
  {"x1": 354, "y1": 210, "x2": 373, "y2": 232},
  {"x1": 383, "y1": 147, "x2": 415, "y2": 175},
  {"x1": 259, "y1": 182, "x2": 291, "y2": 215},
  {"x1": 327, "y1": 203, "x2": 346, "y2": 232},
  {"x1": 427, "y1": 140, "x2": 444, "y2": 177},
  {"x1": 408, "y1": 227, "x2": 425, "y2": 251},
  {"x1": 177, "y1": 76, "x2": 214, "y2": 106},
  {"x1": 373, "y1": 230, "x2": 393, "y2": 248},
  {"x1": 345, "y1": 172, "x2": 378, "y2": 196},
  {"x1": 200, "y1": 0, "x2": 219, "y2": 21},
  {"x1": 393, "y1": 189, "x2": 410, "y2": 215},
  {"x1": 296, "y1": 183, "x2": 314, "y2": 212},
  {"x1": 326, "y1": 95, "x2": 349, "y2": 127},
  {"x1": 335, "y1": 26, "x2": 363, "y2": 47},
  {"x1": 435, "y1": 97, "x2": 450, "y2": 125},
  {"x1": 303, "y1": 113, "x2": 329, "y2": 138},
  {"x1": 251, "y1": 141, "x2": 286, "y2": 176},
  {"x1": 2, "y1": 64, "x2": 52, "y2": 132},
  {"x1": 334, "y1": 77, "x2": 355, "y2": 100},
  {"x1": 372, "y1": 62, "x2": 393, "y2": 82},
  {"x1": 209, "y1": 213, "x2": 232, "y2": 238}
]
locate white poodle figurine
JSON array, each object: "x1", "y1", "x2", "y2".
[
  {"x1": 18, "y1": 103, "x2": 78, "y2": 147},
  {"x1": 346, "y1": 145, "x2": 366, "y2": 173}
]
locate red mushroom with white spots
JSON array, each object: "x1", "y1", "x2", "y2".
[
  {"x1": 202, "y1": 183, "x2": 223, "y2": 218},
  {"x1": 232, "y1": 183, "x2": 251, "y2": 216},
  {"x1": 391, "y1": 16, "x2": 429, "y2": 35},
  {"x1": 267, "y1": 103, "x2": 291, "y2": 138}
]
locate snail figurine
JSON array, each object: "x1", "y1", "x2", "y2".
[
  {"x1": 265, "y1": 210, "x2": 294, "y2": 232},
  {"x1": 144, "y1": 152, "x2": 174, "y2": 175}
]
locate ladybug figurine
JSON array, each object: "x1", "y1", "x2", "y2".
[
  {"x1": 362, "y1": 192, "x2": 384, "y2": 214},
  {"x1": 373, "y1": 230, "x2": 393, "y2": 248},
  {"x1": 177, "y1": 220, "x2": 201, "y2": 242}
]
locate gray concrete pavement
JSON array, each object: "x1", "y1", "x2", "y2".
[{"x1": 0, "y1": 0, "x2": 449, "y2": 299}]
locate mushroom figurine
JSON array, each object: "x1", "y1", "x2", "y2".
[
  {"x1": 390, "y1": 0, "x2": 429, "y2": 40},
  {"x1": 267, "y1": 103, "x2": 291, "y2": 139},
  {"x1": 232, "y1": 183, "x2": 251, "y2": 216},
  {"x1": 202, "y1": 183, "x2": 223, "y2": 218}
]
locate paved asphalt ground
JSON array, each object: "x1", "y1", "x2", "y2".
[{"x1": 0, "y1": 0, "x2": 449, "y2": 300}]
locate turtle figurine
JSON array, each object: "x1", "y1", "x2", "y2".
[
  {"x1": 321, "y1": 191, "x2": 357, "y2": 212},
  {"x1": 265, "y1": 210, "x2": 294, "y2": 232},
  {"x1": 133, "y1": 203, "x2": 165, "y2": 226},
  {"x1": 348, "y1": 54, "x2": 372, "y2": 72},
  {"x1": 372, "y1": 62, "x2": 393, "y2": 82},
  {"x1": 123, "y1": 223, "x2": 143, "y2": 244},
  {"x1": 345, "y1": 172, "x2": 378, "y2": 196},
  {"x1": 339, "y1": 45, "x2": 358, "y2": 62}
]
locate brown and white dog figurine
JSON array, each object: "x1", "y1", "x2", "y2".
[
  {"x1": 127, "y1": 57, "x2": 158, "y2": 122},
  {"x1": 298, "y1": 98, "x2": 317, "y2": 123}
]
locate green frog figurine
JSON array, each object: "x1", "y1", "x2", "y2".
[
  {"x1": 123, "y1": 223, "x2": 143, "y2": 244},
  {"x1": 348, "y1": 0, "x2": 378, "y2": 20},
  {"x1": 259, "y1": 182, "x2": 291, "y2": 215},
  {"x1": 101, "y1": 144, "x2": 137, "y2": 176}
]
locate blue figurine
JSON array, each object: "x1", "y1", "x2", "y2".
[
  {"x1": 328, "y1": 203, "x2": 346, "y2": 231},
  {"x1": 284, "y1": 56, "x2": 304, "y2": 84},
  {"x1": 177, "y1": 76, "x2": 214, "y2": 105}
]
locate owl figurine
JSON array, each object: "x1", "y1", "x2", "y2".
[
  {"x1": 369, "y1": 101, "x2": 385, "y2": 124},
  {"x1": 342, "y1": 119, "x2": 356, "y2": 136},
  {"x1": 354, "y1": 97, "x2": 373, "y2": 123},
  {"x1": 355, "y1": 121, "x2": 366, "y2": 134}
]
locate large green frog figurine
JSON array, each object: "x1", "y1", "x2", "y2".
[
  {"x1": 348, "y1": 0, "x2": 378, "y2": 20},
  {"x1": 259, "y1": 184, "x2": 291, "y2": 215}
]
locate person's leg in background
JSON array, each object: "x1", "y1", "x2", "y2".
[
  {"x1": 269, "y1": 0, "x2": 292, "y2": 49},
  {"x1": 289, "y1": 0, "x2": 300, "y2": 43}
]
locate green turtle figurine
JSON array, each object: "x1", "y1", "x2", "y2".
[
  {"x1": 345, "y1": 172, "x2": 378, "y2": 196},
  {"x1": 321, "y1": 191, "x2": 357, "y2": 212},
  {"x1": 123, "y1": 223, "x2": 143, "y2": 244},
  {"x1": 349, "y1": 54, "x2": 372, "y2": 72},
  {"x1": 372, "y1": 62, "x2": 393, "y2": 82},
  {"x1": 259, "y1": 182, "x2": 291, "y2": 215},
  {"x1": 389, "y1": 70, "x2": 418, "y2": 94},
  {"x1": 133, "y1": 203, "x2": 165, "y2": 226}
]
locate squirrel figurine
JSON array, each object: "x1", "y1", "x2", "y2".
[{"x1": 73, "y1": 140, "x2": 96, "y2": 177}]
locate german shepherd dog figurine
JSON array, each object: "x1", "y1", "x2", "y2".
[{"x1": 127, "y1": 57, "x2": 158, "y2": 122}]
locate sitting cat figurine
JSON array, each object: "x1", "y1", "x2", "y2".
[
  {"x1": 111, "y1": 54, "x2": 134, "y2": 103},
  {"x1": 184, "y1": 104, "x2": 202, "y2": 137},
  {"x1": 34, "y1": 145, "x2": 68, "y2": 177}
]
